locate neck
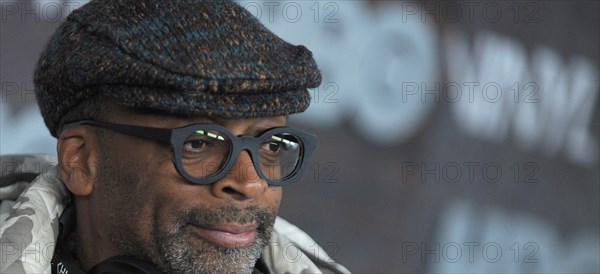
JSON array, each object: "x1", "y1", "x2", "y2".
[{"x1": 74, "y1": 198, "x2": 116, "y2": 271}]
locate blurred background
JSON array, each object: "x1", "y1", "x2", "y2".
[{"x1": 1, "y1": 0, "x2": 598, "y2": 273}]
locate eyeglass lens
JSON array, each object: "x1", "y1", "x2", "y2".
[{"x1": 180, "y1": 129, "x2": 302, "y2": 182}]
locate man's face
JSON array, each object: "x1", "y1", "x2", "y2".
[{"x1": 91, "y1": 111, "x2": 286, "y2": 273}]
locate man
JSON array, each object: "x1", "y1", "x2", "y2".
[{"x1": 0, "y1": 0, "x2": 349, "y2": 273}]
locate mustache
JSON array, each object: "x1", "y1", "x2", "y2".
[{"x1": 178, "y1": 203, "x2": 277, "y2": 232}]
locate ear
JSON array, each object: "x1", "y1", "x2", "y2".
[{"x1": 57, "y1": 125, "x2": 101, "y2": 196}]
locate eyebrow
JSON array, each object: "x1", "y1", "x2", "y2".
[{"x1": 241, "y1": 123, "x2": 277, "y2": 136}]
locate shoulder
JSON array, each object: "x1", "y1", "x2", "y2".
[
  {"x1": 260, "y1": 217, "x2": 351, "y2": 274},
  {"x1": 0, "y1": 154, "x2": 69, "y2": 274}
]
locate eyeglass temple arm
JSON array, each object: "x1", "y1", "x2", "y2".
[{"x1": 65, "y1": 120, "x2": 173, "y2": 143}]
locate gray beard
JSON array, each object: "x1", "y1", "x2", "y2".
[
  {"x1": 108, "y1": 204, "x2": 275, "y2": 274},
  {"x1": 154, "y1": 205, "x2": 274, "y2": 274},
  {"x1": 156, "y1": 225, "x2": 266, "y2": 274}
]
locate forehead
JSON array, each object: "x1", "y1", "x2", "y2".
[{"x1": 108, "y1": 104, "x2": 287, "y2": 133}]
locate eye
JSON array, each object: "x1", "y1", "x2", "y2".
[
  {"x1": 183, "y1": 139, "x2": 210, "y2": 152},
  {"x1": 262, "y1": 141, "x2": 283, "y2": 154}
]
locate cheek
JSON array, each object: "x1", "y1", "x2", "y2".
[
  {"x1": 97, "y1": 138, "x2": 201, "y2": 255},
  {"x1": 265, "y1": 186, "x2": 283, "y2": 213},
  {"x1": 113, "y1": 153, "x2": 180, "y2": 243},
  {"x1": 141, "y1": 155, "x2": 212, "y2": 221}
]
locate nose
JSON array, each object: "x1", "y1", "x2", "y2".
[{"x1": 210, "y1": 150, "x2": 267, "y2": 201}]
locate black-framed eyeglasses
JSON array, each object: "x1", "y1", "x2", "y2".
[{"x1": 63, "y1": 120, "x2": 317, "y2": 186}]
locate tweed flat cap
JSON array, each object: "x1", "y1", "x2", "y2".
[{"x1": 34, "y1": 0, "x2": 321, "y2": 137}]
